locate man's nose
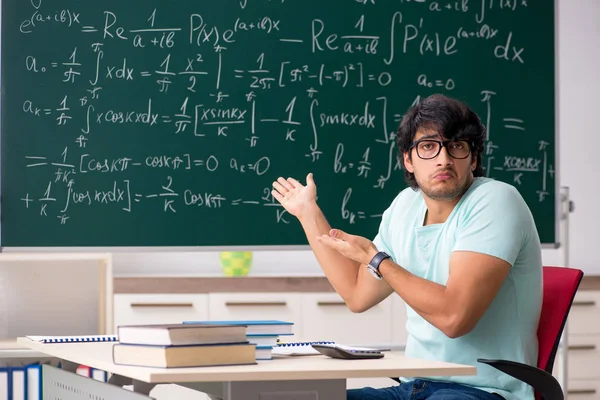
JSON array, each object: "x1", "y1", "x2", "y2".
[{"x1": 436, "y1": 145, "x2": 454, "y2": 166}]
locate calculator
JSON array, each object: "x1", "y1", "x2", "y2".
[{"x1": 311, "y1": 343, "x2": 384, "y2": 359}]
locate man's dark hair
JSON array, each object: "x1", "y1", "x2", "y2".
[{"x1": 396, "y1": 94, "x2": 486, "y2": 189}]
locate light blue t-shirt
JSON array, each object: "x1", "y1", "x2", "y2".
[{"x1": 373, "y1": 177, "x2": 542, "y2": 400}]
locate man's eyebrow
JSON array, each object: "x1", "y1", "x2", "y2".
[{"x1": 416, "y1": 134, "x2": 441, "y2": 140}]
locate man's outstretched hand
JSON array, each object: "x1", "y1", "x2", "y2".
[
  {"x1": 271, "y1": 173, "x2": 317, "y2": 220},
  {"x1": 316, "y1": 229, "x2": 378, "y2": 266}
]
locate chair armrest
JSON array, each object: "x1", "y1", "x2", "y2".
[{"x1": 477, "y1": 358, "x2": 563, "y2": 400}]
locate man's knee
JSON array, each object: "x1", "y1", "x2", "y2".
[
  {"x1": 346, "y1": 385, "x2": 408, "y2": 400},
  {"x1": 346, "y1": 388, "x2": 363, "y2": 400}
]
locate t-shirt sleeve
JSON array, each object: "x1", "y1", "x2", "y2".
[{"x1": 453, "y1": 184, "x2": 530, "y2": 266}]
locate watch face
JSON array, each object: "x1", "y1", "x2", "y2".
[{"x1": 367, "y1": 265, "x2": 382, "y2": 280}]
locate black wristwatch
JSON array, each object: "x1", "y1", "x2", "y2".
[{"x1": 366, "y1": 251, "x2": 391, "y2": 280}]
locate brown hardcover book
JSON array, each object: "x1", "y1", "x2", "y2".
[{"x1": 112, "y1": 342, "x2": 256, "y2": 368}]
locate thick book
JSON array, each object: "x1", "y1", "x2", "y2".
[
  {"x1": 255, "y1": 346, "x2": 273, "y2": 360},
  {"x1": 117, "y1": 323, "x2": 247, "y2": 346},
  {"x1": 112, "y1": 342, "x2": 256, "y2": 368},
  {"x1": 183, "y1": 320, "x2": 294, "y2": 335},
  {"x1": 246, "y1": 334, "x2": 280, "y2": 347}
]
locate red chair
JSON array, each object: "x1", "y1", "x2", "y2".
[{"x1": 478, "y1": 266, "x2": 584, "y2": 400}]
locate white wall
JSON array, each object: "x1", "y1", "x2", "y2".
[
  {"x1": 557, "y1": 0, "x2": 600, "y2": 274},
  {"x1": 111, "y1": 0, "x2": 599, "y2": 277}
]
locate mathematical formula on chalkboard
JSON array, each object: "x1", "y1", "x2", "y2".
[{"x1": 1, "y1": 0, "x2": 556, "y2": 246}]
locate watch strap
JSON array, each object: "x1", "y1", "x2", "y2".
[{"x1": 369, "y1": 251, "x2": 391, "y2": 271}]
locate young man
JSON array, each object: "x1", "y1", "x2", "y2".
[{"x1": 271, "y1": 94, "x2": 542, "y2": 400}]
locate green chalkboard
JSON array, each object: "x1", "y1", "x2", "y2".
[{"x1": 1, "y1": 0, "x2": 556, "y2": 247}]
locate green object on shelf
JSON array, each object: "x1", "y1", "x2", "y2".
[{"x1": 220, "y1": 251, "x2": 253, "y2": 276}]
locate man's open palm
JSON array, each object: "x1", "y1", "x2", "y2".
[{"x1": 271, "y1": 173, "x2": 317, "y2": 219}]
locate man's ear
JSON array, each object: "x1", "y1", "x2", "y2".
[{"x1": 403, "y1": 152, "x2": 414, "y2": 173}]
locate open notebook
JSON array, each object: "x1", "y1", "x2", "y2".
[
  {"x1": 26, "y1": 335, "x2": 118, "y2": 343},
  {"x1": 272, "y1": 341, "x2": 390, "y2": 356},
  {"x1": 272, "y1": 341, "x2": 336, "y2": 356}
]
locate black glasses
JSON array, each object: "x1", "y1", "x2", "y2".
[{"x1": 410, "y1": 139, "x2": 471, "y2": 160}]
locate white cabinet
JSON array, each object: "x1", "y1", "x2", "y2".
[
  {"x1": 567, "y1": 290, "x2": 600, "y2": 399},
  {"x1": 114, "y1": 291, "x2": 407, "y2": 345},
  {"x1": 300, "y1": 293, "x2": 393, "y2": 345},
  {"x1": 567, "y1": 381, "x2": 600, "y2": 400},
  {"x1": 569, "y1": 291, "x2": 600, "y2": 335},
  {"x1": 208, "y1": 293, "x2": 304, "y2": 338},
  {"x1": 113, "y1": 294, "x2": 209, "y2": 328},
  {"x1": 568, "y1": 335, "x2": 600, "y2": 381}
]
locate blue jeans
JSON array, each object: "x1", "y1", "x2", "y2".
[{"x1": 347, "y1": 379, "x2": 504, "y2": 400}]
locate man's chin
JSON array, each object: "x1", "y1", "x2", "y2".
[
  {"x1": 422, "y1": 184, "x2": 465, "y2": 201},
  {"x1": 425, "y1": 191, "x2": 462, "y2": 201}
]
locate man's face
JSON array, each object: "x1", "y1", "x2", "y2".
[{"x1": 403, "y1": 129, "x2": 476, "y2": 201}]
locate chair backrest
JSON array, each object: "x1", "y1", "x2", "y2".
[{"x1": 537, "y1": 266, "x2": 584, "y2": 373}]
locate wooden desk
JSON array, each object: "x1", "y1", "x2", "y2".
[{"x1": 18, "y1": 338, "x2": 476, "y2": 400}]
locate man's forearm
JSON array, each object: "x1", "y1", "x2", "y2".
[
  {"x1": 299, "y1": 206, "x2": 361, "y2": 301},
  {"x1": 378, "y1": 260, "x2": 459, "y2": 337}
]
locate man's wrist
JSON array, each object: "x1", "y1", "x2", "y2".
[
  {"x1": 364, "y1": 249, "x2": 380, "y2": 266},
  {"x1": 378, "y1": 258, "x2": 395, "y2": 277},
  {"x1": 298, "y1": 204, "x2": 321, "y2": 224}
]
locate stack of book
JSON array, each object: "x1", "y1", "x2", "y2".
[
  {"x1": 112, "y1": 323, "x2": 257, "y2": 368},
  {"x1": 183, "y1": 320, "x2": 294, "y2": 360}
]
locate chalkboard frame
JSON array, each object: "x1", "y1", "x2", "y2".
[{"x1": 551, "y1": 0, "x2": 561, "y2": 250}]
